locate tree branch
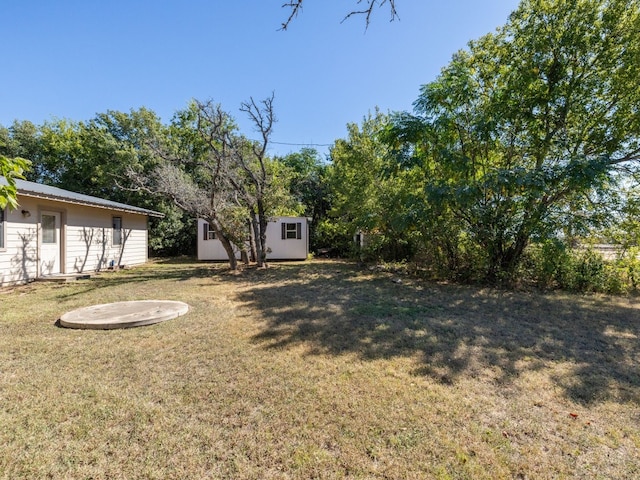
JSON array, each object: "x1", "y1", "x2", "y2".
[
  {"x1": 280, "y1": 1, "x2": 304, "y2": 31},
  {"x1": 342, "y1": 0, "x2": 399, "y2": 28},
  {"x1": 280, "y1": 0, "x2": 398, "y2": 30}
]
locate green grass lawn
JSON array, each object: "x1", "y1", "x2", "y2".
[{"x1": 1, "y1": 259, "x2": 638, "y2": 479}]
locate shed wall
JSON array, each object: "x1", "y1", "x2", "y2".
[{"x1": 197, "y1": 217, "x2": 308, "y2": 261}]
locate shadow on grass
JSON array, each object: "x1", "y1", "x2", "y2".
[
  {"x1": 54, "y1": 257, "x2": 218, "y2": 300},
  {"x1": 236, "y1": 261, "x2": 639, "y2": 406},
  {"x1": 46, "y1": 258, "x2": 639, "y2": 405}
]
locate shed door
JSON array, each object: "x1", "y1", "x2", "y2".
[{"x1": 40, "y1": 211, "x2": 61, "y2": 276}]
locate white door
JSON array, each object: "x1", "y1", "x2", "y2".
[{"x1": 40, "y1": 211, "x2": 61, "y2": 276}]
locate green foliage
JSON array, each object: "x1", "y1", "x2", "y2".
[
  {"x1": 317, "y1": 0, "x2": 640, "y2": 289},
  {"x1": 521, "y1": 242, "x2": 640, "y2": 294},
  {"x1": 523, "y1": 239, "x2": 571, "y2": 289},
  {"x1": 0, "y1": 129, "x2": 32, "y2": 208},
  {"x1": 383, "y1": 0, "x2": 640, "y2": 284},
  {"x1": 4, "y1": 0, "x2": 640, "y2": 287},
  {"x1": 148, "y1": 208, "x2": 196, "y2": 256},
  {"x1": 313, "y1": 218, "x2": 352, "y2": 257},
  {"x1": 0, "y1": 122, "x2": 40, "y2": 181},
  {"x1": 263, "y1": 158, "x2": 307, "y2": 217},
  {"x1": 0, "y1": 153, "x2": 30, "y2": 209},
  {"x1": 566, "y1": 249, "x2": 609, "y2": 293},
  {"x1": 278, "y1": 149, "x2": 324, "y2": 209},
  {"x1": 276, "y1": 148, "x2": 332, "y2": 252},
  {"x1": 0, "y1": 110, "x2": 193, "y2": 255},
  {"x1": 325, "y1": 110, "x2": 427, "y2": 262}
]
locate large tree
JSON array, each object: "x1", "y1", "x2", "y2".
[
  {"x1": 130, "y1": 96, "x2": 287, "y2": 270},
  {"x1": 277, "y1": 148, "x2": 330, "y2": 252},
  {"x1": 328, "y1": 110, "x2": 424, "y2": 260},
  {"x1": 192, "y1": 96, "x2": 278, "y2": 267},
  {"x1": 388, "y1": 0, "x2": 640, "y2": 282}
]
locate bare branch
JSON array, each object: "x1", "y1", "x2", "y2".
[
  {"x1": 281, "y1": 0, "x2": 398, "y2": 30},
  {"x1": 280, "y1": 1, "x2": 303, "y2": 31},
  {"x1": 239, "y1": 93, "x2": 275, "y2": 164},
  {"x1": 342, "y1": 0, "x2": 398, "y2": 28}
]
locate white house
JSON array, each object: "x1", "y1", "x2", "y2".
[
  {"x1": 198, "y1": 216, "x2": 309, "y2": 261},
  {"x1": 0, "y1": 178, "x2": 163, "y2": 286}
]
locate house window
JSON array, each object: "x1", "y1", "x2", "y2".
[
  {"x1": 203, "y1": 222, "x2": 216, "y2": 240},
  {"x1": 42, "y1": 214, "x2": 56, "y2": 244},
  {"x1": 113, "y1": 216, "x2": 122, "y2": 245},
  {"x1": 281, "y1": 222, "x2": 302, "y2": 240},
  {"x1": 0, "y1": 208, "x2": 5, "y2": 249}
]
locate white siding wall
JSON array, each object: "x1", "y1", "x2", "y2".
[
  {"x1": 0, "y1": 195, "x2": 149, "y2": 287},
  {"x1": 197, "y1": 217, "x2": 308, "y2": 261},
  {"x1": 0, "y1": 198, "x2": 39, "y2": 286},
  {"x1": 65, "y1": 206, "x2": 148, "y2": 273},
  {"x1": 264, "y1": 217, "x2": 308, "y2": 260},
  {"x1": 197, "y1": 219, "x2": 240, "y2": 260}
]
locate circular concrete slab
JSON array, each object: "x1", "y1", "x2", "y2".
[{"x1": 59, "y1": 300, "x2": 189, "y2": 330}]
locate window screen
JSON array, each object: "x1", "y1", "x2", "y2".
[
  {"x1": 42, "y1": 214, "x2": 56, "y2": 244},
  {"x1": 113, "y1": 217, "x2": 122, "y2": 245}
]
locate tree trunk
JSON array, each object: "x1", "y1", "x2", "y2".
[
  {"x1": 210, "y1": 220, "x2": 238, "y2": 271},
  {"x1": 250, "y1": 216, "x2": 267, "y2": 268},
  {"x1": 240, "y1": 249, "x2": 249, "y2": 265},
  {"x1": 218, "y1": 233, "x2": 238, "y2": 271},
  {"x1": 256, "y1": 201, "x2": 269, "y2": 268},
  {"x1": 248, "y1": 220, "x2": 257, "y2": 262}
]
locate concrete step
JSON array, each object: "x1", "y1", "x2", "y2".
[{"x1": 38, "y1": 273, "x2": 92, "y2": 283}]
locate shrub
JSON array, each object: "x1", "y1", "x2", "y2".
[
  {"x1": 522, "y1": 242, "x2": 637, "y2": 294},
  {"x1": 564, "y1": 248, "x2": 607, "y2": 292},
  {"x1": 524, "y1": 239, "x2": 571, "y2": 289}
]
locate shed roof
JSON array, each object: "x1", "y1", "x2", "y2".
[{"x1": 1, "y1": 177, "x2": 163, "y2": 217}]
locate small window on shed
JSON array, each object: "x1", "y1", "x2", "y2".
[
  {"x1": 281, "y1": 222, "x2": 302, "y2": 240},
  {"x1": 203, "y1": 222, "x2": 216, "y2": 240}
]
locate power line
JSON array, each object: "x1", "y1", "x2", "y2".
[
  {"x1": 269, "y1": 140, "x2": 333, "y2": 147},
  {"x1": 246, "y1": 138, "x2": 334, "y2": 151}
]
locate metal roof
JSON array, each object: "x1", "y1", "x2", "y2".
[{"x1": 1, "y1": 177, "x2": 164, "y2": 217}]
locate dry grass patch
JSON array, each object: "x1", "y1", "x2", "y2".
[{"x1": 1, "y1": 258, "x2": 638, "y2": 479}]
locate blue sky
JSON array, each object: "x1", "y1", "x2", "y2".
[{"x1": 1, "y1": 1, "x2": 520, "y2": 157}]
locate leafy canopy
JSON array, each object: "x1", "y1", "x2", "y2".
[{"x1": 386, "y1": 0, "x2": 640, "y2": 281}]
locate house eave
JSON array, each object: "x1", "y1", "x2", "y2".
[
  {"x1": 17, "y1": 191, "x2": 164, "y2": 217},
  {"x1": 1, "y1": 177, "x2": 164, "y2": 218}
]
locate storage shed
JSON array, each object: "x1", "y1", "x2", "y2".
[{"x1": 197, "y1": 216, "x2": 309, "y2": 261}]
